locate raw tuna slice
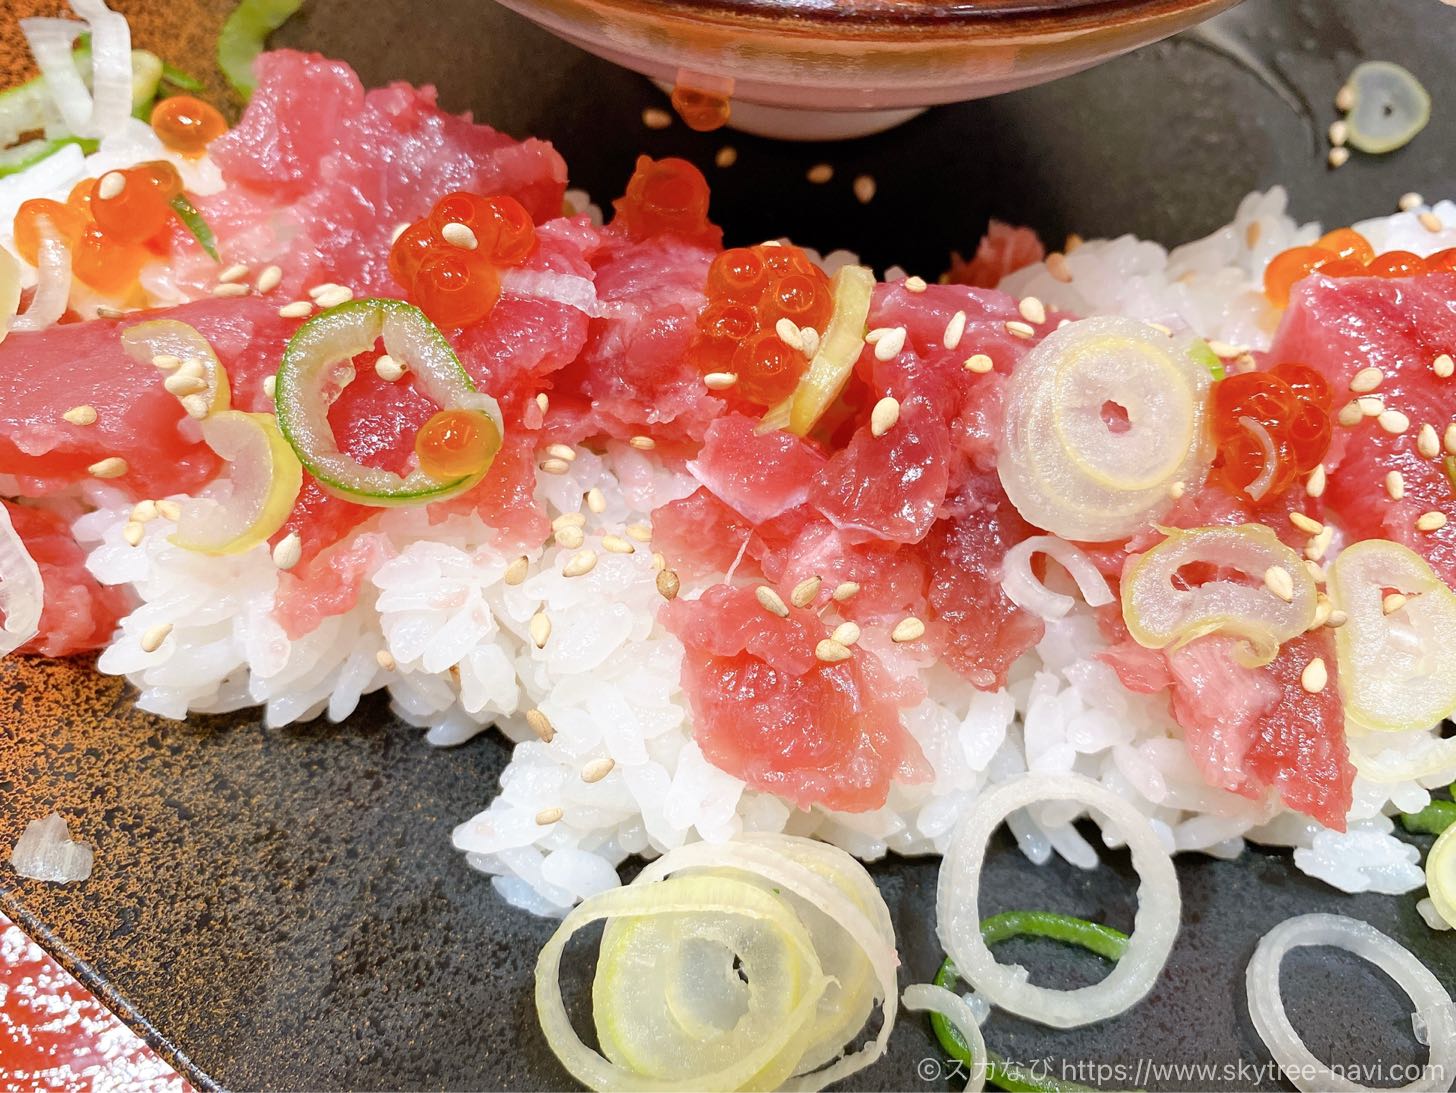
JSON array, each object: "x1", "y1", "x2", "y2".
[
  {"x1": 4, "y1": 500, "x2": 129, "y2": 656},
  {"x1": 947, "y1": 221, "x2": 1047, "y2": 289},
  {"x1": 0, "y1": 296, "x2": 298, "y2": 500},
  {"x1": 687, "y1": 413, "x2": 824, "y2": 525},
  {"x1": 1268, "y1": 274, "x2": 1456, "y2": 584},
  {"x1": 174, "y1": 50, "x2": 567, "y2": 298},
  {"x1": 664, "y1": 583, "x2": 929, "y2": 812}
]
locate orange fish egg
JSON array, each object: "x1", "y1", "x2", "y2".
[
  {"x1": 90, "y1": 165, "x2": 179, "y2": 244},
  {"x1": 12, "y1": 199, "x2": 84, "y2": 264},
  {"x1": 415, "y1": 408, "x2": 502, "y2": 481},
  {"x1": 150, "y1": 95, "x2": 227, "y2": 156},
  {"x1": 71, "y1": 224, "x2": 150, "y2": 294}
]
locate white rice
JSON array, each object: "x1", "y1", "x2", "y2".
[{"x1": 75, "y1": 190, "x2": 1456, "y2": 917}]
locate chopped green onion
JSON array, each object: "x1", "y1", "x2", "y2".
[
  {"x1": 0, "y1": 136, "x2": 96, "y2": 179},
  {"x1": 170, "y1": 194, "x2": 219, "y2": 261},
  {"x1": 1400, "y1": 798, "x2": 1456, "y2": 837},
  {"x1": 160, "y1": 62, "x2": 206, "y2": 93},
  {"x1": 218, "y1": 0, "x2": 303, "y2": 100},
  {"x1": 1190, "y1": 339, "x2": 1225, "y2": 381},
  {"x1": 928, "y1": 912, "x2": 1131, "y2": 1093}
]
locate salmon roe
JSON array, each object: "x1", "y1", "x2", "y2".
[
  {"x1": 12, "y1": 161, "x2": 187, "y2": 294},
  {"x1": 612, "y1": 156, "x2": 716, "y2": 245},
  {"x1": 415, "y1": 408, "x2": 502, "y2": 481},
  {"x1": 1209, "y1": 362, "x2": 1333, "y2": 502},
  {"x1": 692, "y1": 242, "x2": 833, "y2": 405},
  {"x1": 388, "y1": 191, "x2": 536, "y2": 329},
  {"x1": 150, "y1": 95, "x2": 228, "y2": 156},
  {"x1": 1264, "y1": 227, "x2": 1455, "y2": 306}
]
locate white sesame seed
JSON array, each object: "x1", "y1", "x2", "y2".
[
  {"x1": 756, "y1": 585, "x2": 790, "y2": 618},
  {"x1": 539, "y1": 457, "x2": 571, "y2": 475},
  {"x1": 535, "y1": 392, "x2": 550, "y2": 414},
  {"x1": 1446, "y1": 423, "x2": 1456, "y2": 455},
  {"x1": 964, "y1": 354, "x2": 994, "y2": 374},
  {"x1": 853, "y1": 174, "x2": 876, "y2": 204},
  {"x1": 1382, "y1": 592, "x2": 1408, "y2": 615},
  {"x1": 791, "y1": 575, "x2": 822, "y2": 609},
  {"x1": 1399, "y1": 192, "x2": 1424, "y2": 212},
  {"x1": 96, "y1": 305, "x2": 126, "y2": 320},
  {"x1": 121, "y1": 521, "x2": 143, "y2": 547},
  {"x1": 1306, "y1": 465, "x2": 1327, "y2": 498},
  {"x1": 525, "y1": 708, "x2": 555, "y2": 742},
  {"x1": 704, "y1": 371, "x2": 738, "y2": 391},
  {"x1": 157, "y1": 500, "x2": 182, "y2": 521},
  {"x1": 1327, "y1": 119, "x2": 1348, "y2": 147},
  {"x1": 1358, "y1": 396, "x2": 1386, "y2": 417},
  {"x1": 164, "y1": 374, "x2": 208, "y2": 397},
  {"x1": 873, "y1": 327, "x2": 907, "y2": 361},
  {"x1": 218, "y1": 263, "x2": 250, "y2": 284},
  {"x1": 891, "y1": 616, "x2": 926, "y2": 643},
  {"x1": 656, "y1": 568, "x2": 680, "y2": 601},
  {"x1": 642, "y1": 107, "x2": 672, "y2": 129},
  {"x1": 62, "y1": 404, "x2": 97, "y2": 426},
  {"x1": 626, "y1": 523, "x2": 652, "y2": 542},
  {"x1": 832, "y1": 581, "x2": 860, "y2": 602},
  {"x1": 1378, "y1": 409, "x2": 1410, "y2": 435},
  {"x1": 582, "y1": 757, "x2": 615, "y2": 783},
  {"x1": 375, "y1": 649, "x2": 396, "y2": 671},
  {"x1": 1290, "y1": 512, "x2": 1324, "y2": 535},
  {"x1": 374, "y1": 354, "x2": 406, "y2": 382},
  {"x1": 1310, "y1": 599, "x2": 1332, "y2": 630},
  {"x1": 563, "y1": 549, "x2": 598, "y2": 577},
  {"x1": 97, "y1": 171, "x2": 125, "y2": 200},
  {"x1": 799, "y1": 327, "x2": 821, "y2": 358},
  {"x1": 629, "y1": 435, "x2": 655, "y2": 451},
  {"x1": 139, "y1": 623, "x2": 172, "y2": 653},
  {"x1": 534, "y1": 806, "x2": 563, "y2": 826},
  {"x1": 313, "y1": 286, "x2": 353, "y2": 309},
  {"x1": 529, "y1": 611, "x2": 551, "y2": 648},
  {"x1": 211, "y1": 282, "x2": 249, "y2": 298},
  {"x1": 715, "y1": 146, "x2": 737, "y2": 168},
  {"x1": 1047, "y1": 253, "x2": 1073, "y2": 283},
  {"x1": 1336, "y1": 401, "x2": 1364, "y2": 427},
  {"x1": 602, "y1": 535, "x2": 634, "y2": 555},
  {"x1": 1207, "y1": 340, "x2": 1242, "y2": 359},
  {"x1": 1385, "y1": 470, "x2": 1406, "y2": 500},
  {"x1": 806, "y1": 163, "x2": 833, "y2": 184},
  {"x1": 775, "y1": 317, "x2": 804, "y2": 351},
  {"x1": 1336, "y1": 81, "x2": 1356, "y2": 111},
  {"x1": 815, "y1": 638, "x2": 852, "y2": 663},
  {"x1": 151, "y1": 354, "x2": 181, "y2": 372},
  {"x1": 1168, "y1": 480, "x2": 1187, "y2": 500},
  {"x1": 1018, "y1": 297, "x2": 1047, "y2": 325},
  {"x1": 1304, "y1": 559, "x2": 1327, "y2": 584},
  {"x1": 1328, "y1": 146, "x2": 1350, "y2": 169},
  {"x1": 1300, "y1": 657, "x2": 1328, "y2": 693},
  {"x1": 1419, "y1": 423, "x2": 1441, "y2": 459},
  {"x1": 545, "y1": 443, "x2": 577, "y2": 463},
  {"x1": 181, "y1": 395, "x2": 210, "y2": 419},
  {"x1": 504, "y1": 555, "x2": 529, "y2": 585},
  {"x1": 88, "y1": 456, "x2": 128, "y2": 479},
  {"x1": 278, "y1": 300, "x2": 313, "y2": 318},
  {"x1": 254, "y1": 265, "x2": 283, "y2": 294},
  {"x1": 904, "y1": 275, "x2": 928, "y2": 294},
  {"x1": 441, "y1": 221, "x2": 478, "y2": 250},
  {"x1": 943, "y1": 310, "x2": 967, "y2": 350},
  {"x1": 1264, "y1": 565, "x2": 1295, "y2": 603},
  {"x1": 584, "y1": 486, "x2": 606, "y2": 514},
  {"x1": 870, "y1": 396, "x2": 900, "y2": 437},
  {"x1": 1419, "y1": 211, "x2": 1444, "y2": 233},
  {"x1": 553, "y1": 525, "x2": 585, "y2": 550},
  {"x1": 831, "y1": 621, "x2": 861, "y2": 647},
  {"x1": 1417, "y1": 510, "x2": 1448, "y2": 532},
  {"x1": 131, "y1": 500, "x2": 158, "y2": 524},
  {"x1": 1349, "y1": 366, "x2": 1384, "y2": 393},
  {"x1": 272, "y1": 532, "x2": 302, "y2": 571},
  {"x1": 1005, "y1": 320, "x2": 1036, "y2": 339},
  {"x1": 1327, "y1": 609, "x2": 1349, "y2": 628},
  {"x1": 262, "y1": 375, "x2": 277, "y2": 399},
  {"x1": 1434, "y1": 353, "x2": 1455, "y2": 378},
  {"x1": 1145, "y1": 322, "x2": 1174, "y2": 337}
]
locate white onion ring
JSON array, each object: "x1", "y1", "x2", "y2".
[
  {"x1": 1240, "y1": 416, "x2": 1278, "y2": 502},
  {"x1": 12, "y1": 220, "x2": 71, "y2": 333},
  {"x1": 19, "y1": 17, "x2": 90, "y2": 136},
  {"x1": 500, "y1": 268, "x2": 602, "y2": 317},
  {"x1": 1246, "y1": 913, "x2": 1456, "y2": 1092},
  {"x1": 20, "y1": 1, "x2": 132, "y2": 140},
  {"x1": 0, "y1": 502, "x2": 45, "y2": 657},
  {"x1": 634, "y1": 835, "x2": 898, "y2": 1092},
  {"x1": 936, "y1": 772, "x2": 1181, "y2": 1028},
  {"x1": 902, "y1": 983, "x2": 987, "y2": 1093},
  {"x1": 1001, "y1": 535, "x2": 1114, "y2": 620}
]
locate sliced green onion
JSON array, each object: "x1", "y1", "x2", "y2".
[
  {"x1": 218, "y1": 0, "x2": 303, "y2": 100},
  {"x1": 160, "y1": 62, "x2": 205, "y2": 93},
  {"x1": 0, "y1": 136, "x2": 96, "y2": 178},
  {"x1": 1401, "y1": 798, "x2": 1456, "y2": 838},
  {"x1": 1343, "y1": 61, "x2": 1431, "y2": 155},
  {"x1": 929, "y1": 911, "x2": 1130, "y2": 1093},
  {"x1": 170, "y1": 194, "x2": 219, "y2": 261},
  {"x1": 1189, "y1": 339, "x2": 1225, "y2": 381},
  {"x1": 0, "y1": 42, "x2": 158, "y2": 147},
  {"x1": 128, "y1": 49, "x2": 164, "y2": 120}
]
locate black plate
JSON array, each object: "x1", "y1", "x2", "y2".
[{"x1": 3, "y1": 1, "x2": 1455, "y2": 1089}]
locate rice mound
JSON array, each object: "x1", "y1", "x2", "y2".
[{"x1": 79, "y1": 190, "x2": 1455, "y2": 916}]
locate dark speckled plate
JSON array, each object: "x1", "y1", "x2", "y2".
[{"x1": 2, "y1": 1, "x2": 1456, "y2": 1090}]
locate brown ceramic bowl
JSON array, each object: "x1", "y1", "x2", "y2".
[{"x1": 491, "y1": 0, "x2": 1239, "y2": 137}]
